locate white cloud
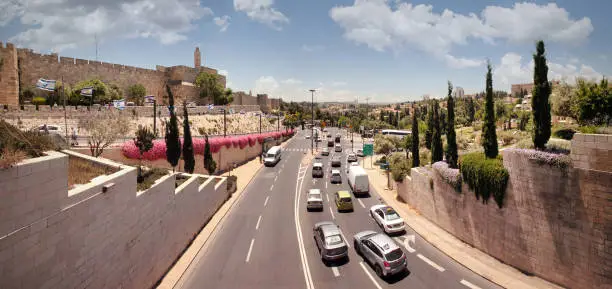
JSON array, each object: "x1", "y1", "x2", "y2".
[
  {"x1": 330, "y1": 1, "x2": 592, "y2": 68},
  {"x1": 331, "y1": 81, "x2": 347, "y2": 87},
  {"x1": 234, "y1": 0, "x2": 288, "y2": 30},
  {"x1": 1, "y1": 0, "x2": 213, "y2": 51},
  {"x1": 282, "y1": 78, "x2": 302, "y2": 85},
  {"x1": 214, "y1": 15, "x2": 231, "y2": 32},
  {"x1": 494, "y1": 52, "x2": 605, "y2": 90},
  {"x1": 302, "y1": 44, "x2": 325, "y2": 52},
  {"x1": 218, "y1": 69, "x2": 229, "y2": 76}
]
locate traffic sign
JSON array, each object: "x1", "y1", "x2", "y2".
[{"x1": 363, "y1": 143, "x2": 373, "y2": 156}]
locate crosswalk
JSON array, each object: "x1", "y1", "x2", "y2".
[{"x1": 285, "y1": 148, "x2": 313, "y2": 152}]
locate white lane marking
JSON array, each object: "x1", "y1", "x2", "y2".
[
  {"x1": 270, "y1": 184, "x2": 274, "y2": 191},
  {"x1": 325, "y1": 193, "x2": 329, "y2": 202},
  {"x1": 405, "y1": 234, "x2": 416, "y2": 253},
  {"x1": 325, "y1": 182, "x2": 328, "y2": 189},
  {"x1": 359, "y1": 262, "x2": 383, "y2": 289},
  {"x1": 357, "y1": 199, "x2": 365, "y2": 208},
  {"x1": 274, "y1": 175, "x2": 278, "y2": 182},
  {"x1": 331, "y1": 266, "x2": 340, "y2": 277},
  {"x1": 329, "y1": 206, "x2": 335, "y2": 219},
  {"x1": 417, "y1": 254, "x2": 445, "y2": 272},
  {"x1": 245, "y1": 238, "x2": 255, "y2": 263},
  {"x1": 264, "y1": 196, "x2": 269, "y2": 207},
  {"x1": 294, "y1": 169, "x2": 315, "y2": 289},
  {"x1": 460, "y1": 279, "x2": 482, "y2": 289},
  {"x1": 255, "y1": 215, "x2": 262, "y2": 230}
]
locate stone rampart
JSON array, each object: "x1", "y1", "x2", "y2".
[
  {"x1": 571, "y1": 133, "x2": 612, "y2": 171},
  {"x1": 0, "y1": 150, "x2": 228, "y2": 289},
  {"x1": 0, "y1": 42, "x2": 19, "y2": 106},
  {"x1": 397, "y1": 136, "x2": 612, "y2": 289}
]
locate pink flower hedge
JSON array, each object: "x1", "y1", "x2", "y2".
[{"x1": 121, "y1": 130, "x2": 296, "y2": 160}]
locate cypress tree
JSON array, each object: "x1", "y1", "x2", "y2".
[
  {"x1": 446, "y1": 81, "x2": 458, "y2": 168},
  {"x1": 411, "y1": 107, "x2": 420, "y2": 167},
  {"x1": 165, "y1": 85, "x2": 181, "y2": 170},
  {"x1": 203, "y1": 134, "x2": 216, "y2": 174},
  {"x1": 431, "y1": 100, "x2": 443, "y2": 163},
  {"x1": 425, "y1": 101, "x2": 434, "y2": 149},
  {"x1": 466, "y1": 97, "x2": 475, "y2": 125},
  {"x1": 482, "y1": 61, "x2": 499, "y2": 158},
  {"x1": 395, "y1": 111, "x2": 400, "y2": 128},
  {"x1": 532, "y1": 40, "x2": 552, "y2": 150},
  {"x1": 182, "y1": 102, "x2": 195, "y2": 174}
]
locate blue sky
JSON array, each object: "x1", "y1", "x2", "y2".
[{"x1": 1, "y1": 0, "x2": 610, "y2": 102}]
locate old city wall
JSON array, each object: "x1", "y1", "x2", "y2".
[
  {"x1": 17, "y1": 48, "x2": 168, "y2": 98},
  {"x1": 0, "y1": 42, "x2": 19, "y2": 106},
  {"x1": 397, "y1": 134, "x2": 612, "y2": 289},
  {"x1": 0, "y1": 151, "x2": 229, "y2": 289}
]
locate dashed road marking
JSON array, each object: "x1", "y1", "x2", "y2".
[
  {"x1": 255, "y1": 215, "x2": 262, "y2": 230},
  {"x1": 359, "y1": 262, "x2": 383, "y2": 289},
  {"x1": 460, "y1": 279, "x2": 482, "y2": 289},
  {"x1": 357, "y1": 199, "x2": 365, "y2": 208},
  {"x1": 329, "y1": 206, "x2": 335, "y2": 219},
  {"x1": 417, "y1": 254, "x2": 445, "y2": 272},
  {"x1": 264, "y1": 196, "x2": 269, "y2": 207},
  {"x1": 331, "y1": 266, "x2": 340, "y2": 277},
  {"x1": 325, "y1": 193, "x2": 329, "y2": 202},
  {"x1": 270, "y1": 184, "x2": 274, "y2": 191},
  {"x1": 245, "y1": 238, "x2": 255, "y2": 263}
]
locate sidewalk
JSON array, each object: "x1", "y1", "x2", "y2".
[{"x1": 364, "y1": 165, "x2": 563, "y2": 289}]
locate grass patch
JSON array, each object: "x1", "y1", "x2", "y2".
[
  {"x1": 137, "y1": 167, "x2": 169, "y2": 191},
  {"x1": 68, "y1": 156, "x2": 118, "y2": 187},
  {"x1": 175, "y1": 174, "x2": 190, "y2": 188}
]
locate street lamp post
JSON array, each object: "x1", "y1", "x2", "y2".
[{"x1": 309, "y1": 89, "x2": 315, "y2": 154}]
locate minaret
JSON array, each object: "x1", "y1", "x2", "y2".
[{"x1": 194, "y1": 47, "x2": 201, "y2": 68}]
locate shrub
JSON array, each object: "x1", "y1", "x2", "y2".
[
  {"x1": 432, "y1": 161, "x2": 461, "y2": 192},
  {"x1": 578, "y1": 125, "x2": 598, "y2": 134},
  {"x1": 227, "y1": 175, "x2": 238, "y2": 195},
  {"x1": 137, "y1": 167, "x2": 168, "y2": 191},
  {"x1": 459, "y1": 152, "x2": 508, "y2": 208},
  {"x1": 553, "y1": 128, "x2": 576, "y2": 140},
  {"x1": 507, "y1": 148, "x2": 572, "y2": 170},
  {"x1": 546, "y1": 139, "x2": 571, "y2": 154},
  {"x1": 32, "y1": 96, "x2": 46, "y2": 105},
  {"x1": 388, "y1": 153, "x2": 411, "y2": 182},
  {"x1": 0, "y1": 120, "x2": 57, "y2": 169}
]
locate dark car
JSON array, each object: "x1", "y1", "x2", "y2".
[{"x1": 331, "y1": 156, "x2": 341, "y2": 167}]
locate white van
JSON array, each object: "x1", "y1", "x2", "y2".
[
  {"x1": 264, "y1": 146, "x2": 282, "y2": 166},
  {"x1": 348, "y1": 166, "x2": 369, "y2": 196}
]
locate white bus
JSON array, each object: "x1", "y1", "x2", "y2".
[{"x1": 381, "y1": 129, "x2": 411, "y2": 139}]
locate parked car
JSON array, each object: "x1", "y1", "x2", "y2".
[
  {"x1": 334, "y1": 190, "x2": 353, "y2": 212},
  {"x1": 356, "y1": 149, "x2": 364, "y2": 157},
  {"x1": 330, "y1": 170, "x2": 342, "y2": 184},
  {"x1": 312, "y1": 163, "x2": 324, "y2": 178},
  {"x1": 354, "y1": 230, "x2": 408, "y2": 278},
  {"x1": 369, "y1": 205, "x2": 405, "y2": 234},
  {"x1": 347, "y1": 153, "x2": 358, "y2": 163},
  {"x1": 307, "y1": 189, "x2": 324, "y2": 211},
  {"x1": 321, "y1": 148, "x2": 330, "y2": 156},
  {"x1": 331, "y1": 156, "x2": 341, "y2": 167},
  {"x1": 335, "y1": 144, "x2": 342, "y2": 152},
  {"x1": 37, "y1": 124, "x2": 61, "y2": 135},
  {"x1": 313, "y1": 221, "x2": 349, "y2": 262}
]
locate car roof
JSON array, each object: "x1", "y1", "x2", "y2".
[
  {"x1": 331, "y1": 169, "x2": 340, "y2": 174},
  {"x1": 313, "y1": 163, "x2": 323, "y2": 167},
  {"x1": 309, "y1": 189, "x2": 321, "y2": 194},
  {"x1": 366, "y1": 233, "x2": 400, "y2": 254},
  {"x1": 336, "y1": 190, "x2": 351, "y2": 198},
  {"x1": 320, "y1": 223, "x2": 341, "y2": 236}
]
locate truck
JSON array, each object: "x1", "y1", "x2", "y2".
[{"x1": 347, "y1": 166, "x2": 369, "y2": 196}]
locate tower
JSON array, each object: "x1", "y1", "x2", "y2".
[{"x1": 194, "y1": 47, "x2": 201, "y2": 68}]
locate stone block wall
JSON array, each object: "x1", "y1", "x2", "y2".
[
  {"x1": 0, "y1": 150, "x2": 228, "y2": 289},
  {"x1": 571, "y1": 133, "x2": 612, "y2": 171},
  {"x1": 397, "y1": 147, "x2": 612, "y2": 289},
  {"x1": 0, "y1": 42, "x2": 19, "y2": 106}
]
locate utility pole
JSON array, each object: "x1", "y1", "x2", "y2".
[
  {"x1": 259, "y1": 113, "x2": 262, "y2": 134},
  {"x1": 153, "y1": 99, "x2": 157, "y2": 136},
  {"x1": 309, "y1": 89, "x2": 315, "y2": 154},
  {"x1": 277, "y1": 110, "x2": 280, "y2": 131},
  {"x1": 62, "y1": 76, "x2": 68, "y2": 142},
  {"x1": 223, "y1": 108, "x2": 227, "y2": 137}
]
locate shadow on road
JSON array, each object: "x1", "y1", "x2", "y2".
[
  {"x1": 323, "y1": 256, "x2": 350, "y2": 267},
  {"x1": 383, "y1": 269, "x2": 410, "y2": 284}
]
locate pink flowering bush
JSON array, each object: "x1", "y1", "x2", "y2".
[
  {"x1": 238, "y1": 136, "x2": 248, "y2": 149},
  {"x1": 248, "y1": 135, "x2": 256, "y2": 146}
]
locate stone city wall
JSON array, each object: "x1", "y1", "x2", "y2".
[
  {"x1": 0, "y1": 151, "x2": 228, "y2": 289},
  {"x1": 0, "y1": 42, "x2": 19, "y2": 106},
  {"x1": 397, "y1": 135, "x2": 612, "y2": 289}
]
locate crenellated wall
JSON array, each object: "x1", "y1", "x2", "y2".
[
  {"x1": 396, "y1": 134, "x2": 612, "y2": 289},
  {"x1": 0, "y1": 150, "x2": 229, "y2": 289},
  {"x1": 0, "y1": 42, "x2": 19, "y2": 106}
]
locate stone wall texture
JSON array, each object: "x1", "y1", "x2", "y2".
[
  {"x1": 397, "y1": 138, "x2": 612, "y2": 289},
  {"x1": 571, "y1": 133, "x2": 612, "y2": 171},
  {"x1": 0, "y1": 150, "x2": 229, "y2": 289},
  {"x1": 0, "y1": 42, "x2": 19, "y2": 106}
]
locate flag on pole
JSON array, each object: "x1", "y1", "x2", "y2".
[
  {"x1": 144, "y1": 95, "x2": 155, "y2": 104},
  {"x1": 113, "y1": 99, "x2": 126, "y2": 110},
  {"x1": 80, "y1": 87, "x2": 93, "y2": 97},
  {"x1": 36, "y1": 78, "x2": 56, "y2": 91},
  {"x1": 208, "y1": 104, "x2": 214, "y2": 110}
]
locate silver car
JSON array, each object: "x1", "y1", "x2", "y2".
[
  {"x1": 354, "y1": 230, "x2": 407, "y2": 278},
  {"x1": 307, "y1": 189, "x2": 324, "y2": 211},
  {"x1": 313, "y1": 222, "x2": 349, "y2": 262}
]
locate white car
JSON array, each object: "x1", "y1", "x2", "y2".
[
  {"x1": 369, "y1": 205, "x2": 405, "y2": 234},
  {"x1": 306, "y1": 135, "x2": 311, "y2": 139},
  {"x1": 307, "y1": 189, "x2": 324, "y2": 211}
]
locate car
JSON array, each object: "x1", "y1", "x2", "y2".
[
  {"x1": 322, "y1": 128, "x2": 328, "y2": 132},
  {"x1": 347, "y1": 153, "x2": 358, "y2": 163},
  {"x1": 354, "y1": 230, "x2": 408, "y2": 278},
  {"x1": 307, "y1": 189, "x2": 324, "y2": 211},
  {"x1": 327, "y1": 134, "x2": 332, "y2": 138},
  {"x1": 334, "y1": 190, "x2": 353, "y2": 212},
  {"x1": 312, "y1": 163, "x2": 324, "y2": 178},
  {"x1": 38, "y1": 124, "x2": 61, "y2": 135},
  {"x1": 306, "y1": 135, "x2": 311, "y2": 139},
  {"x1": 313, "y1": 221, "x2": 349, "y2": 262},
  {"x1": 330, "y1": 170, "x2": 342, "y2": 184},
  {"x1": 369, "y1": 205, "x2": 405, "y2": 234},
  {"x1": 356, "y1": 149, "x2": 364, "y2": 157},
  {"x1": 334, "y1": 144, "x2": 342, "y2": 152},
  {"x1": 328, "y1": 140, "x2": 334, "y2": 147},
  {"x1": 331, "y1": 156, "x2": 341, "y2": 167},
  {"x1": 321, "y1": 148, "x2": 329, "y2": 156},
  {"x1": 346, "y1": 161, "x2": 360, "y2": 173},
  {"x1": 264, "y1": 146, "x2": 282, "y2": 167},
  {"x1": 335, "y1": 134, "x2": 341, "y2": 143}
]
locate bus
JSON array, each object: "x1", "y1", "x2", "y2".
[{"x1": 381, "y1": 129, "x2": 411, "y2": 139}]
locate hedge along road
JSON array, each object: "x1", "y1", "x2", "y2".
[{"x1": 176, "y1": 127, "x2": 503, "y2": 289}]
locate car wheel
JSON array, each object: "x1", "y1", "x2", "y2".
[{"x1": 375, "y1": 265, "x2": 383, "y2": 278}]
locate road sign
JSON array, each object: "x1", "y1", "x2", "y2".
[{"x1": 363, "y1": 143, "x2": 373, "y2": 156}]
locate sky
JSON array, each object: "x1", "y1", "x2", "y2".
[{"x1": 1, "y1": 0, "x2": 610, "y2": 103}]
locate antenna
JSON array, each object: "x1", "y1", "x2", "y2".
[{"x1": 95, "y1": 34, "x2": 98, "y2": 61}]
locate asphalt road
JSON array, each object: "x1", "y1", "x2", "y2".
[{"x1": 177, "y1": 127, "x2": 503, "y2": 289}]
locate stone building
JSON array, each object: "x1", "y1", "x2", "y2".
[{"x1": 0, "y1": 42, "x2": 226, "y2": 106}]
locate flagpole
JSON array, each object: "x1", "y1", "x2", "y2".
[{"x1": 62, "y1": 76, "x2": 68, "y2": 142}]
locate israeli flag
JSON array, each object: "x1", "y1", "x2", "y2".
[
  {"x1": 36, "y1": 79, "x2": 56, "y2": 91},
  {"x1": 208, "y1": 104, "x2": 214, "y2": 110},
  {"x1": 80, "y1": 87, "x2": 93, "y2": 97},
  {"x1": 113, "y1": 99, "x2": 125, "y2": 110}
]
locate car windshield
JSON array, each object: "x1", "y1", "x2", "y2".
[
  {"x1": 385, "y1": 248, "x2": 404, "y2": 261},
  {"x1": 309, "y1": 193, "x2": 321, "y2": 199},
  {"x1": 340, "y1": 197, "x2": 351, "y2": 202},
  {"x1": 385, "y1": 210, "x2": 401, "y2": 220},
  {"x1": 325, "y1": 234, "x2": 343, "y2": 246},
  {"x1": 266, "y1": 153, "x2": 276, "y2": 158}
]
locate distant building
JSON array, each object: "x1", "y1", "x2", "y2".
[{"x1": 453, "y1": 87, "x2": 465, "y2": 99}]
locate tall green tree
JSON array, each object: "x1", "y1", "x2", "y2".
[
  {"x1": 127, "y1": 84, "x2": 147, "y2": 106},
  {"x1": 431, "y1": 100, "x2": 443, "y2": 163},
  {"x1": 466, "y1": 97, "x2": 475, "y2": 125},
  {"x1": 482, "y1": 61, "x2": 499, "y2": 158},
  {"x1": 425, "y1": 101, "x2": 434, "y2": 149},
  {"x1": 446, "y1": 82, "x2": 458, "y2": 168},
  {"x1": 203, "y1": 134, "x2": 217, "y2": 174},
  {"x1": 573, "y1": 78, "x2": 611, "y2": 125},
  {"x1": 164, "y1": 85, "x2": 181, "y2": 171},
  {"x1": 411, "y1": 108, "x2": 420, "y2": 167},
  {"x1": 182, "y1": 102, "x2": 195, "y2": 174},
  {"x1": 134, "y1": 125, "x2": 155, "y2": 181},
  {"x1": 532, "y1": 40, "x2": 552, "y2": 150}
]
